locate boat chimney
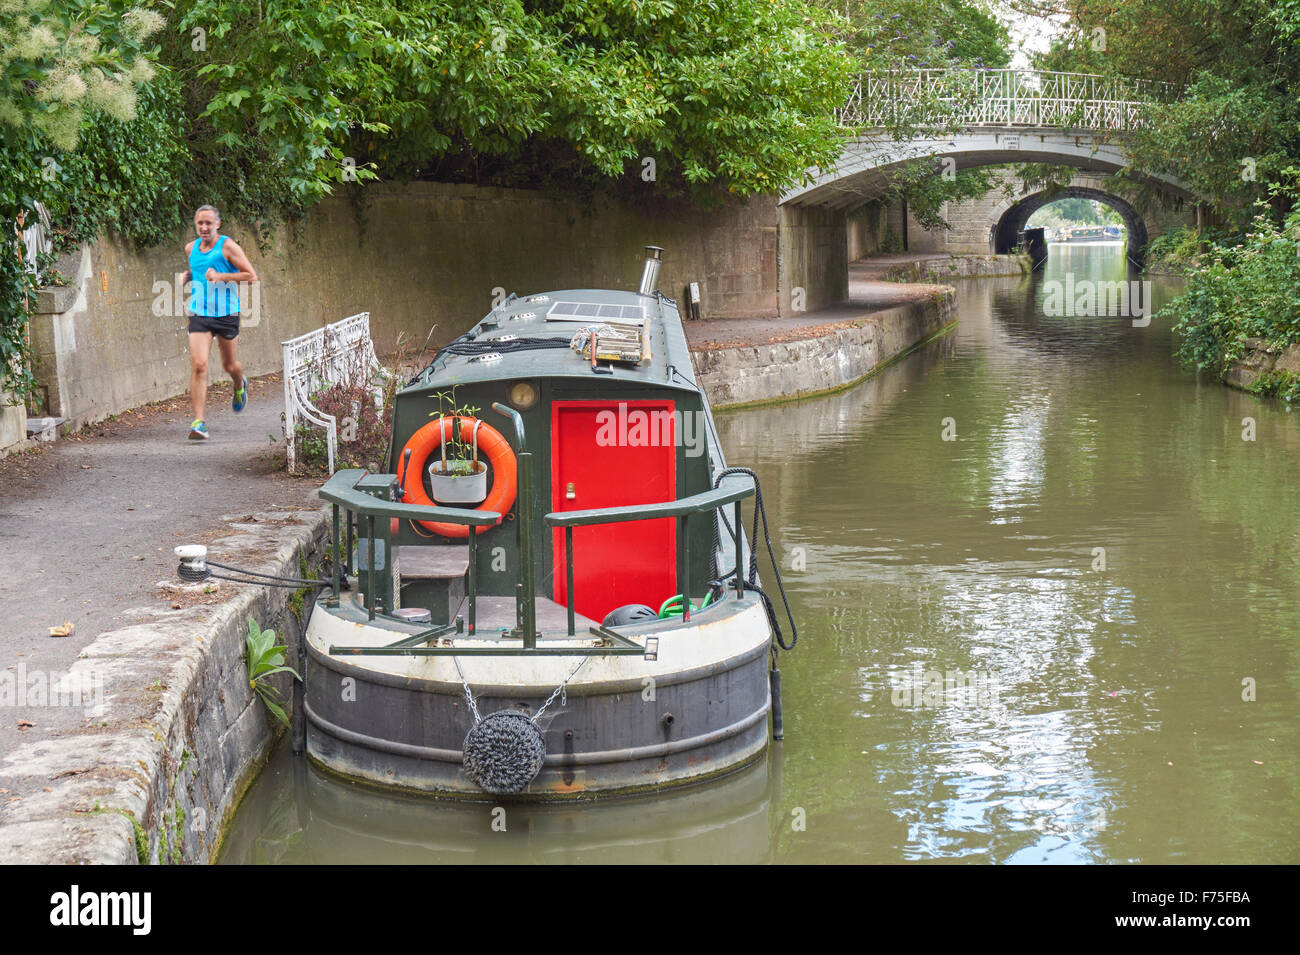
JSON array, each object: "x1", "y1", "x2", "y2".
[{"x1": 638, "y1": 245, "x2": 664, "y2": 296}]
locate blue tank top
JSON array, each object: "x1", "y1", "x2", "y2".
[{"x1": 189, "y1": 235, "x2": 238, "y2": 317}]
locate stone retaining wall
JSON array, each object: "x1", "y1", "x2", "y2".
[
  {"x1": 1224, "y1": 338, "x2": 1300, "y2": 393},
  {"x1": 875, "y1": 254, "x2": 1027, "y2": 282},
  {"x1": 692, "y1": 290, "x2": 957, "y2": 409},
  {"x1": 0, "y1": 401, "x2": 22, "y2": 451}
]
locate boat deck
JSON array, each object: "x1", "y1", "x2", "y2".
[{"x1": 460, "y1": 595, "x2": 598, "y2": 634}]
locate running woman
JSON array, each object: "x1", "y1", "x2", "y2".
[{"x1": 184, "y1": 205, "x2": 258, "y2": 439}]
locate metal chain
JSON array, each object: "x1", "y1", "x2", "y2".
[
  {"x1": 454, "y1": 653, "x2": 588, "y2": 726},
  {"x1": 452, "y1": 656, "x2": 481, "y2": 724},
  {"x1": 533, "y1": 656, "x2": 589, "y2": 723}
]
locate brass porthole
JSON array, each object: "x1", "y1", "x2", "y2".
[{"x1": 508, "y1": 380, "x2": 538, "y2": 411}]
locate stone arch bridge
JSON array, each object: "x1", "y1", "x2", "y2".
[
  {"x1": 907, "y1": 170, "x2": 1192, "y2": 265},
  {"x1": 775, "y1": 70, "x2": 1199, "y2": 312}
]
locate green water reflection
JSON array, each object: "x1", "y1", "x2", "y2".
[{"x1": 221, "y1": 245, "x2": 1299, "y2": 864}]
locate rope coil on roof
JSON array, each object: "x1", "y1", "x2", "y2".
[{"x1": 409, "y1": 336, "x2": 572, "y2": 385}]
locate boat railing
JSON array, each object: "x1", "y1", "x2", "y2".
[
  {"x1": 545, "y1": 475, "x2": 757, "y2": 636},
  {"x1": 318, "y1": 443, "x2": 757, "y2": 657},
  {"x1": 319, "y1": 468, "x2": 500, "y2": 628}
]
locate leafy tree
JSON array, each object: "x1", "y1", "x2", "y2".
[
  {"x1": 831, "y1": 0, "x2": 1012, "y2": 69},
  {"x1": 1028, "y1": 198, "x2": 1124, "y2": 228},
  {"x1": 162, "y1": 0, "x2": 858, "y2": 222},
  {"x1": 1, "y1": 0, "x2": 163, "y2": 149},
  {"x1": 1157, "y1": 183, "x2": 1300, "y2": 371},
  {"x1": 805, "y1": 0, "x2": 1014, "y2": 228},
  {"x1": 47, "y1": 72, "x2": 190, "y2": 251},
  {"x1": 871, "y1": 163, "x2": 1002, "y2": 231},
  {"x1": 0, "y1": 0, "x2": 165, "y2": 398},
  {"x1": 1018, "y1": 0, "x2": 1300, "y2": 227},
  {"x1": 0, "y1": 130, "x2": 41, "y2": 400}
]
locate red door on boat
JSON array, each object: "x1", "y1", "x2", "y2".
[{"x1": 551, "y1": 400, "x2": 677, "y2": 622}]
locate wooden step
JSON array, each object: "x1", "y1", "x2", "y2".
[{"x1": 395, "y1": 544, "x2": 469, "y2": 581}]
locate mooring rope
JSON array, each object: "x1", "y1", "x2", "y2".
[
  {"x1": 176, "y1": 557, "x2": 333, "y2": 589},
  {"x1": 710, "y1": 467, "x2": 799, "y2": 652}
]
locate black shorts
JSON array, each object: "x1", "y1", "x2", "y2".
[{"x1": 188, "y1": 313, "x2": 241, "y2": 340}]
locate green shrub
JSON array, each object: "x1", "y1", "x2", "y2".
[
  {"x1": 1158, "y1": 196, "x2": 1300, "y2": 376},
  {"x1": 1248, "y1": 369, "x2": 1300, "y2": 402},
  {"x1": 1147, "y1": 226, "x2": 1201, "y2": 269}
]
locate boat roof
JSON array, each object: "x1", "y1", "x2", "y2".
[{"x1": 405, "y1": 288, "x2": 703, "y2": 396}]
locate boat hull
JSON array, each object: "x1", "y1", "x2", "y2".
[{"x1": 303, "y1": 595, "x2": 774, "y2": 798}]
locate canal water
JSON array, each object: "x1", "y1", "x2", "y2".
[{"x1": 219, "y1": 243, "x2": 1299, "y2": 864}]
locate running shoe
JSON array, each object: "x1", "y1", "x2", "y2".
[
  {"x1": 232, "y1": 376, "x2": 247, "y2": 413},
  {"x1": 189, "y1": 419, "x2": 209, "y2": 440}
]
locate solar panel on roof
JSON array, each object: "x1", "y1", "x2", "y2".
[{"x1": 546, "y1": 301, "x2": 646, "y2": 323}]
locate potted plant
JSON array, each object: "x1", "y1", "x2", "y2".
[{"x1": 427, "y1": 392, "x2": 488, "y2": 505}]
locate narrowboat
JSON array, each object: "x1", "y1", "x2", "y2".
[
  {"x1": 301, "y1": 247, "x2": 796, "y2": 798},
  {"x1": 1064, "y1": 226, "x2": 1108, "y2": 241}
]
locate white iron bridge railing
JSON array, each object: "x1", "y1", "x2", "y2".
[{"x1": 842, "y1": 69, "x2": 1180, "y2": 131}]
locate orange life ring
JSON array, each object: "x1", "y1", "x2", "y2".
[{"x1": 398, "y1": 417, "x2": 517, "y2": 537}]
